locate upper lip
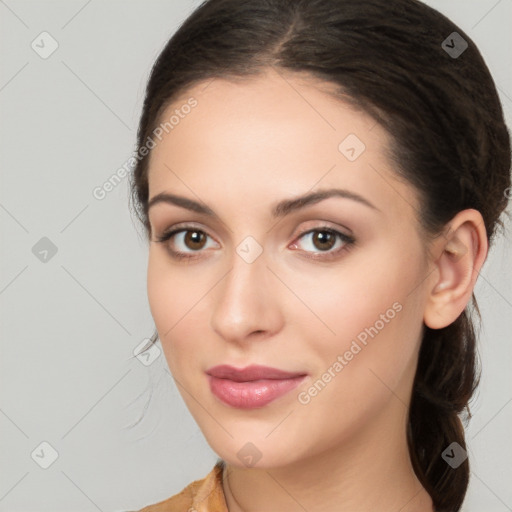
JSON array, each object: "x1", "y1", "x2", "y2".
[{"x1": 206, "y1": 364, "x2": 307, "y2": 382}]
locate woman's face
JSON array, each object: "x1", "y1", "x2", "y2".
[{"x1": 146, "y1": 68, "x2": 432, "y2": 468}]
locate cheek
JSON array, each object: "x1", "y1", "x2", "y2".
[
  {"x1": 293, "y1": 250, "x2": 418, "y2": 344},
  {"x1": 294, "y1": 240, "x2": 426, "y2": 386},
  {"x1": 146, "y1": 250, "x2": 213, "y2": 373},
  {"x1": 291, "y1": 272, "x2": 424, "y2": 453},
  {"x1": 147, "y1": 249, "x2": 200, "y2": 328},
  {"x1": 146, "y1": 251, "x2": 187, "y2": 364},
  {"x1": 147, "y1": 251, "x2": 170, "y2": 330}
]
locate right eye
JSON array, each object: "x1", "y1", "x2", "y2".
[{"x1": 154, "y1": 226, "x2": 219, "y2": 260}]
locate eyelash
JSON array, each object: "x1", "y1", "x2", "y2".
[{"x1": 154, "y1": 225, "x2": 356, "y2": 261}]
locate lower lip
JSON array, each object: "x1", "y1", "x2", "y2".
[{"x1": 207, "y1": 375, "x2": 307, "y2": 409}]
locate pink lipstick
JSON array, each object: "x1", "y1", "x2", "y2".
[{"x1": 206, "y1": 364, "x2": 307, "y2": 409}]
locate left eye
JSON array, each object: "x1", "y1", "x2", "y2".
[{"x1": 291, "y1": 228, "x2": 354, "y2": 255}]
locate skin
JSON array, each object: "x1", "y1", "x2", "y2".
[{"x1": 145, "y1": 67, "x2": 487, "y2": 512}]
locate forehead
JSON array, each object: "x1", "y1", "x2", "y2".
[{"x1": 146, "y1": 68, "x2": 419, "y2": 221}]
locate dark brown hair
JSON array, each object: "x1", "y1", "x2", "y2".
[{"x1": 129, "y1": 0, "x2": 511, "y2": 510}]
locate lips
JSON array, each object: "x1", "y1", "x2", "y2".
[
  {"x1": 206, "y1": 364, "x2": 306, "y2": 381},
  {"x1": 206, "y1": 364, "x2": 308, "y2": 409}
]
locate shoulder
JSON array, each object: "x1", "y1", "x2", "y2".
[{"x1": 135, "y1": 460, "x2": 227, "y2": 512}]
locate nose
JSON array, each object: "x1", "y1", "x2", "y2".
[{"x1": 210, "y1": 245, "x2": 284, "y2": 345}]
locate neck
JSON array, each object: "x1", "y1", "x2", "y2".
[{"x1": 221, "y1": 397, "x2": 434, "y2": 512}]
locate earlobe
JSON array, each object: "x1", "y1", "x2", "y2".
[{"x1": 424, "y1": 210, "x2": 488, "y2": 330}]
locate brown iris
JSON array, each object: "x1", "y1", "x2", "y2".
[
  {"x1": 184, "y1": 230, "x2": 207, "y2": 250},
  {"x1": 311, "y1": 230, "x2": 336, "y2": 251}
]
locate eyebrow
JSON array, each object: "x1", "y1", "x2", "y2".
[{"x1": 147, "y1": 188, "x2": 380, "y2": 219}]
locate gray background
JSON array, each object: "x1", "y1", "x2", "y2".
[{"x1": 0, "y1": 1, "x2": 510, "y2": 511}]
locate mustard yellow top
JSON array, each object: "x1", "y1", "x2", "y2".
[{"x1": 137, "y1": 460, "x2": 228, "y2": 512}]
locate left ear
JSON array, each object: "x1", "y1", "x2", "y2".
[{"x1": 423, "y1": 209, "x2": 488, "y2": 330}]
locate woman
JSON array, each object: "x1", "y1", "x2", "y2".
[{"x1": 129, "y1": 0, "x2": 511, "y2": 510}]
